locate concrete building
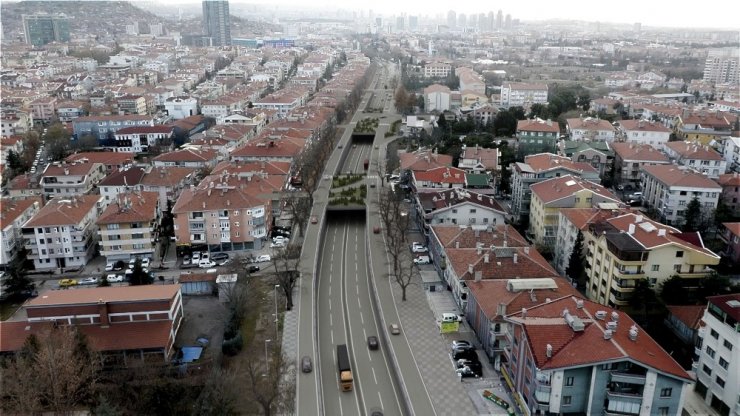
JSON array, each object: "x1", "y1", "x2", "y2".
[
  {"x1": 619, "y1": 119, "x2": 673, "y2": 151},
  {"x1": 641, "y1": 165, "x2": 721, "y2": 226},
  {"x1": 718, "y1": 222, "x2": 740, "y2": 264},
  {"x1": 500, "y1": 82, "x2": 548, "y2": 108},
  {"x1": 583, "y1": 212, "x2": 720, "y2": 308},
  {"x1": 202, "y1": 0, "x2": 231, "y2": 46},
  {"x1": 703, "y1": 49, "x2": 739, "y2": 85},
  {"x1": 0, "y1": 197, "x2": 42, "y2": 269},
  {"x1": 510, "y1": 153, "x2": 600, "y2": 223},
  {"x1": 39, "y1": 160, "x2": 107, "y2": 200},
  {"x1": 22, "y1": 14, "x2": 70, "y2": 46},
  {"x1": 72, "y1": 115, "x2": 154, "y2": 143},
  {"x1": 113, "y1": 125, "x2": 174, "y2": 153},
  {"x1": 424, "y1": 84, "x2": 451, "y2": 112},
  {"x1": 558, "y1": 140, "x2": 614, "y2": 178},
  {"x1": 693, "y1": 294, "x2": 740, "y2": 416},
  {"x1": 566, "y1": 117, "x2": 617, "y2": 142},
  {"x1": 664, "y1": 141, "x2": 727, "y2": 179},
  {"x1": 721, "y1": 136, "x2": 740, "y2": 173},
  {"x1": 164, "y1": 96, "x2": 199, "y2": 120},
  {"x1": 529, "y1": 175, "x2": 621, "y2": 249},
  {"x1": 717, "y1": 173, "x2": 740, "y2": 217},
  {"x1": 516, "y1": 118, "x2": 561, "y2": 155},
  {"x1": 97, "y1": 167, "x2": 147, "y2": 208},
  {"x1": 97, "y1": 191, "x2": 161, "y2": 262},
  {"x1": 423, "y1": 62, "x2": 452, "y2": 78},
  {"x1": 611, "y1": 142, "x2": 671, "y2": 188},
  {"x1": 415, "y1": 188, "x2": 506, "y2": 229},
  {"x1": 503, "y1": 296, "x2": 692, "y2": 416},
  {"x1": 22, "y1": 195, "x2": 103, "y2": 271}
]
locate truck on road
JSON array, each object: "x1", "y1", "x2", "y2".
[{"x1": 337, "y1": 344, "x2": 353, "y2": 391}]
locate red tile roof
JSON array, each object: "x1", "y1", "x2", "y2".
[
  {"x1": 25, "y1": 284, "x2": 180, "y2": 307},
  {"x1": 665, "y1": 141, "x2": 723, "y2": 160},
  {"x1": 706, "y1": 294, "x2": 740, "y2": 322},
  {"x1": 642, "y1": 165, "x2": 721, "y2": 189},
  {"x1": 153, "y1": 148, "x2": 218, "y2": 163},
  {"x1": 508, "y1": 296, "x2": 691, "y2": 380},
  {"x1": 722, "y1": 222, "x2": 740, "y2": 237},
  {"x1": 24, "y1": 195, "x2": 101, "y2": 227},
  {"x1": 399, "y1": 150, "x2": 453, "y2": 171},
  {"x1": 98, "y1": 166, "x2": 146, "y2": 187},
  {"x1": 171, "y1": 173, "x2": 275, "y2": 214},
  {"x1": 467, "y1": 278, "x2": 580, "y2": 320},
  {"x1": 666, "y1": 305, "x2": 705, "y2": 330},
  {"x1": 66, "y1": 151, "x2": 136, "y2": 166},
  {"x1": 413, "y1": 166, "x2": 467, "y2": 185},
  {"x1": 717, "y1": 173, "x2": 740, "y2": 187},
  {"x1": 212, "y1": 160, "x2": 291, "y2": 176},
  {"x1": 97, "y1": 191, "x2": 159, "y2": 225},
  {"x1": 530, "y1": 175, "x2": 620, "y2": 205},
  {"x1": 620, "y1": 119, "x2": 672, "y2": 133},
  {"x1": 523, "y1": 153, "x2": 598, "y2": 174},
  {"x1": 115, "y1": 125, "x2": 174, "y2": 135},
  {"x1": 432, "y1": 224, "x2": 529, "y2": 249},
  {"x1": 140, "y1": 166, "x2": 197, "y2": 187},
  {"x1": 0, "y1": 196, "x2": 42, "y2": 229},
  {"x1": 448, "y1": 246, "x2": 558, "y2": 281},
  {"x1": 566, "y1": 117, "x2": 616, "y2": 131},
  {"x1": 611, "y1": 142, "x2": 670, "y2": 162},
  {"x1": 517, "y1": 118, "x2": 560, "y2": 133}
]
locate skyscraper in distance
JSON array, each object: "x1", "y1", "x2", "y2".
[
  {"x1": 23, "y1": 14, "x2": 70, "y2": 46},
  {"x1": 202, "y1": 0, "x2": 231, "y2": 46},
  {"x1": 496, "y1": 10, "x2": 503, "y2": 30}
]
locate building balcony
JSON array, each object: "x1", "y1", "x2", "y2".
[
  {"x1": 675, "y1": 268, "x2": 713, "y2": 278},
  {"x1": 697, "y1": 327, "x2": 706, "y2": 339},
  {"x1": 609, "y1": 292, "x2": 630, "y2": 306},
  {"x1": 606, "y1": 390, "x2": 643, "y2": 403},
  {"x1": 611, "y1": 371, "x2": 647, "y2": 385},
  {"x1": 611, "y1": 279, "x2": 637, "y2": 292},
  {"x1": 613, "y1": 268, "x2": 644, "y2": 278}
]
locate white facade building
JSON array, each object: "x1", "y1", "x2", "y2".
[
  {"x1": 619, "y1": 119, "x2": 673, "y2": 151},
  {"x1": 641, "y1": 164, "x2": 722, "y2": 226},
  {"x1": 164, "y1": 96, "x2": 199, "y2": 120}
]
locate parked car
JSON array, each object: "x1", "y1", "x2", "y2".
[
  {"x1": 367, "y1": 335, "x2": 379, "y2": 350},
  {"x1": 301, "y1": 356, "x2": 313, "y2": 373},
  {"x1": 211, "y1": 252, "x2": 229, "y2": 261},
  {"x1": 105, "y1": 262, "x2": 115, "y2": 272},
  {"x1": 452, "y1": 349, "x2": 478, "y2": 361},
  {"x1": 106, "y1": 274, "x2": 124, "y2": 283},
  {"x1": 247, "y1": 265, "x2": 260, "y2": 273},
  {"x1": 199, "y1": 260, "x2": 217, "y2": 268},
  {"x1": 270, "y1": 241, "x2": 286, "y2": 248},
  {"x1": 140, "y1": 258, "x2": 151, "y2": 268},
  {"x1": 272, "y1": 236, "x2": 288, "y2": 245},
  {"x1": 191, "y1": 252, "x2": 201, "y2": 262},
  {"x1": 182, "y1": 255, "x2": 191, "y2": 266},
  {"x1": 413, "y1": 255, "x2": 431, "y2": 265},
  {"x1": 79, "y1": 277, "x2": 99, "y2": 285},
  {"x1": 253, "y1": 254, "x2": 271, "y2": 263},
  {"x1": 389, "y1": 323, "x2": 401, "y2": 335},
  {"x1": 411, "y1": 242, "x2": 428, "y2": 253},
  {"x1": 451, "y1": 340, "x2": 474, "y2": 350},
  {"x1": 58, "y1": 279, "x2": 77, "y2": 287}
]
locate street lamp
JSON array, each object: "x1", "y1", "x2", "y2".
[
  {"x1": 274, "y1": 284, "x2": 281, "y2": 337},
  {"x1": 264, "y1": 339, "x2": 271, "y2": 376}
]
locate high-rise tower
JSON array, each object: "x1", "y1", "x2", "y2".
[{"x1": 202, "y1": 0, "x2": 231, "y2": 46}]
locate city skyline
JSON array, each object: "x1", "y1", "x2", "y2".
[{"x1": 145, "y1": 0, "x2": 740, "y2": 30}]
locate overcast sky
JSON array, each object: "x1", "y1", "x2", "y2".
[{"x1": 208, "y1": 0, "x2": 737, "y2": 30}]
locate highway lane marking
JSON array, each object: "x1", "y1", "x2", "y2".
[
  {"x1": 330, "y1": 314, "x2": 333, "y2": 326},
  {"x1": 372, "y1": 367, "x2": 378, "y2": 384},
  {"x1": 331, "y1": 329, "x2": 334, "y2": 345},
  {"x1": 329, "y1": 285, "x2": 331, "y2": 296},
  {"x1": 378, "y1": 392, "x2": 384, "y2": 411},
  {"x1": 360, "y1": 313, "x2": 364, "y2": 325}
]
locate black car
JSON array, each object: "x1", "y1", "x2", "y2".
[
  {"x1": 367, "y1": 335, "x2": 379, "y2": 350},
  {"x1": 211, "y1": 252, "x2": 229, "y2": 261},
  {"x1": 247, "y1": 265, "x2": 260, "y2": 273},
  {"x1": 458, "y1": 365, "x2": 482, "y2": 378},
  {"x1": 452, "y1": 349, "x2": 478, "y2": 361}
]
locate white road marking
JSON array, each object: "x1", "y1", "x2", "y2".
[
  {"x1": 378, "y1": 392, "x2": 384, "y2": 410},
  {"x1": 363, "y1": 328, "x2": 367, "y2": 339},
  {"x1": 356, "y1": 285, "x2": 359, "y2": 295},
  {"x1": 331, "y1": 329, "x2": 334, "y2": 344},
  {"x1": 360, "y1": 313, "x2": 364, "y2": 325},
  {"x1": 372, "y1": 367, "x2": 378, "y2": 384},
  {"x1": 330, "y1": 314, "x2": 333, "y2": 326},
  {"x1": 329, "y1": 285, "x2": 331, "y2": 296}
]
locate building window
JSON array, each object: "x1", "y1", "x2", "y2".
[
  {"x1": 676, "y1": 251, "x2": 684, "y2": 257},
  {"x1": 562, "y1": 396, "x2": 572, "y2": 406},
  {"x1": 652, "y1": 265, "x2": 660, "y2": 271},
  {"x1": 719, "y1": 357, "x2": 729, "y2": 370},
  {"x1": 658, "y1": 407, "x2": 669, "y2": 416},
  {"x1": 660, "y1": 388, "x2": 672, "y2": 398},
  {"x1": 710, "y1": 329, "x2": 719, "y2": 339},
  {"x1": 703, "y1": 364, "x2": 712, "y2": 375},
  {"x1": 716, "y1": 377, "x2": 725, "y2": 388},
  {"x1": 723, "y1": 340, "x2": 732, "y2": 351},
  {"x1": 565, "y1": 376, "x2": 574, "y2": 386},
  {"x1": 706, "y1": 346, "x2": 716, "y2": 358}
]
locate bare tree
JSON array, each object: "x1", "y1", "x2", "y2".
[
  {"x1": 192, "y1": 368, "x2": 240, "y2": 416},
  {"x1": 375, "y1": 186, "x2": 415, "y2": 300},
  {"x1": 0, "y1": 325, "x2": 100, "y2": 414},
  {"x1": 270, "y1": 244, "x2": 301, "y2": 311},
  {"x1": 243, "y1": 346, "x2": 295, "y2": 416},
  {"x1": 284, "y1": 192, "x2": 312, "y2": 238}
]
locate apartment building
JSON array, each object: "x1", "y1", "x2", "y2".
[
  {"x1": 112, "y1": 125, "x2": 174, "y2": 153},
  {"x1": 611, "y1": 142, "x2": 671, "y2": 188},
  {"x1": 721, "y1": 136, "x2": 740, "y2": 173},
  {"x1": 1, "y1": 111, "x2": 33, "y2": 136},
  {"x1": 516, "y1": 118, "x2": 561, "y2": 155},
  {"x1": 22, "y1": 195, "x2": 103, "y2": 271},
  {"x1": 39, "y1": 160, "x2": 106, "y2": 199},
  {"x1": 252, "y1": 91, "x2": 309, "y2": 118},
  {"x1": 675, "y1": 112, "x2": 733, "y2": 146},
  {"x1": 423, "y1": 62, "x2": 452, "y2": 78},
  {"x1": 424, "y1": 84, "x2": 451, "y2": 112},
  {"x1": 693, "y1": 294, "x2": 740, "y2": 416},
  {"x1": 529, "y1": 175, "x2": 621, "y2": 250},
  {"x1": 664, "y1": 141, "x2": 727, "y2": 179},
  {"x1": 510, "y1": 153, "x2": 600, "y2": 222},
  {"x1": 0, "y1": 197, "x2": 42, "y2": 268},
  {"x1": 500, "y1": 82, "x2": 548, "y2": 108},
  {"x1": 717, "y1": 173, "x2": 740, "y2": 217},
  {"x1": 152, "y1": 148, "x2": 218, "y2": 169},
  {"x1": 0, "y1": 285, "x2": 183, "y2": 362},
  {"x1": 719, "y1": 222, "x2": 740, "y2": 264},
  {"x1": 619, "y1": 119, "x2": 672, "y2": 151},
  {"x1": 116, "y1": 95, "x2": 148, "y2": 115},
  {"x1": 172, "y1": 172, "x2": 273, "y2": 252},
  {"x1": 411, "y1": 166, "x2": 467, "y2": 190},
  {"x1": 415, "y1": 189, "x2": 506, "y2": 229},
  {"x1": 30, "y1": 96, "x2": 57, "y2": 124},
  {"x1": 703, "y1": 49, "x2": 739, "y2": 84},
  {"x1": 641, "y1": 165, "x2": 721, "y2": 226},
  {"x1": 465, "y1": 277, "x2": 580, "y2": 369},
  {"x1": 140, "y1": 166, "x2": 198, "y2": 209},
  {"x1": 566, "y1": 117, "x2": 617, "y2": 142},
  {"x1": 503, "y1": 296, "x2": 692, "y2": 416},
  {"x1": 97, "y1": 191, "x2": 161, "y2": 262},
  {"x1": 164, "y1": 96, "x2": 199, "y2": 120},
  {"x1": 558, "y1": 140, "x2": 614, "y2": 178},
  {"x1": 72, "y1": 115, "x2": 154, "y2": 142},
  {"x1": 458, "y1": 145, "x2": 499, "y2": 174},
  {"x1": 584, "y1": 212, "x2": 720, "y2": 308},
  {"x1": 98, "y1": 167, "x2": 147, "y2": 208}
]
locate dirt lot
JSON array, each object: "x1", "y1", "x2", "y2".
[{"x1": 175, "y1": 296, "x2": 227, "y2": 362}]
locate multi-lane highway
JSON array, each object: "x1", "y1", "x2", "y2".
[{"x1": 317, "y1": 217, "x2": 402, "y2": 416}]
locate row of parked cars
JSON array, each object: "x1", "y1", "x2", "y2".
[
  {"x1": 451, "y1": 340, "x2": 483, "y2": 378},
  {"x1": 411, "y1": 242, "x2": 431, "y2": 265},
  {"x1": 182, "y1": 251, "x2": 231, "y2": 268}
]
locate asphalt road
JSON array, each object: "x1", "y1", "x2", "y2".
[{"x1": 317, "y1": 219, "x2": 402, "y2": 416}]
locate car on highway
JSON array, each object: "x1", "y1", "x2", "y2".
[
  {"x1": 79, "y1": 277, "x2": 99, "y2": 285},
  {"x1": 411, "y1": 242, "x2": 428, "y2": 253},
  {"x1": 373, "y1": 226, "x2": 381, "y2": 234},
  {"x1": 58, "y1": 279, "x2": 77, "y2": 287},
  {"x1": 367, "y1": 335, "x2": 379, "y2": 350},
  {"x1": 253, "y1": 254, "x2": 271, "y2": 263},
  {"x1": 389, "y1": 323, "x2": 401, "y2": 335},
  {"x1": 311, "y1": 215, "x2": 318, "y2": 224},
  {"x1": 301, "y1": 356, "x2": 313, "y2": 373},
  {"x1": 106, "y1": 274, "x2": 124, "y2": 283}
]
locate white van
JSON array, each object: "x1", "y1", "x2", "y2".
[
  {"x1": 442, "y1": 313, "x2": 462, "y2": 323},
  {"x1": 413, "y1": 255, "x2": 430, "y2": 265}
]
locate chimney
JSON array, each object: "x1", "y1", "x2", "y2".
[
  {"x1": 468, "y1": 264, "x2": 474, "y2": 275},
  {"x1": 635, "y1": 214, "x2": 643, "y2": 223},
  {"x1": 513, "y1": 253, "x2": 518, "y2": 263},
  {"x1": 484, "y1": 253, "x2": 489, "y2": 263},
  {"x1": 524, "y1": 247, "x2": 530, "y2": 255},
  {"x1": 477, "y1": 245, "x2": 482, "y2": 255},
  {"x1": 455, "y1": 241, "x2": 460, "y2": 249},
  {"x1": 657, "y1": 228, "x2": 666, "y2": 237},
  {"x1": 497, "y1": 302, "x2": 507, "y2": 316},
  {"x1": 546, "y1": 344, "x2": 553, "y2": 358},
  {"x1": 474, "y1": 271, "x2": 482, "y2": 282},
  {"x1": 98, "y1": 300, "x2": 109, "y2": 328},
  {"x1": 521, "y1": 307, "x2": 527, "y2": 318},
  {"x1": 628, "y1": 224, "x2": 635, "y2": 234}
]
